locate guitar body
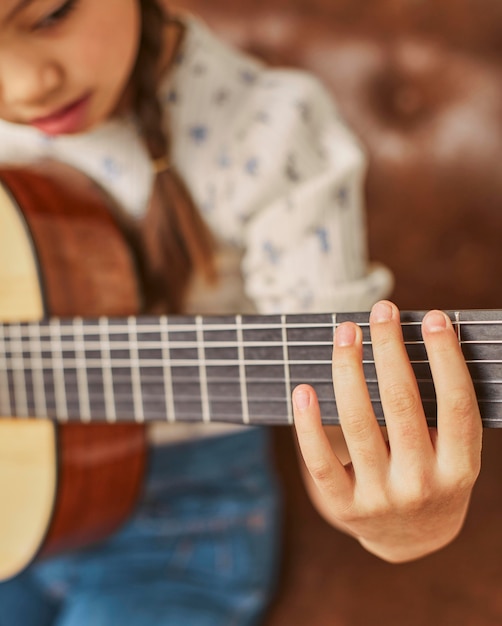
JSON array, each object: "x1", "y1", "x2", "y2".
[{"x1": 0, "y1": 163, "x2": 147, "y2": 581}]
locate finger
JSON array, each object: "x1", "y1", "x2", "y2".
[
  {"x1": 370, "y1": 301, "x2": 434, "y2": 467},
  {"x1": 421, "y1": 310, "x2": 482, "y2": 472},
  {"x1": 331, "y1": 321, "x2": 389, "y2": 483},
  {"x1": 292, "y1": 384, "x2": 353, "y2": 503}
]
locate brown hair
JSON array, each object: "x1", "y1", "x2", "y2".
[{"x1": 129, "y1": 0, "x2": 216, "y2": 313}]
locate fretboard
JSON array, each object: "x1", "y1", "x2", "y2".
[{"x1": 0, "y1": 310, "x2": 501, "y2": 427}]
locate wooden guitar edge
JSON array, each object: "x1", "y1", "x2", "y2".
[{"x1": 0, "y1": 182, "x2": 57, "y2": 581}]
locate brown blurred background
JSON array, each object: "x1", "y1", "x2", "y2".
[{"x1": 174, "y1": 1, "x2": 502, "y2": 624}]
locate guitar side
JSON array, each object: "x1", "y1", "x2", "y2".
[
  {"x1": 0, "y1": 163, "x2": 148, "y2": 582},
  {"x1": 0, "y1": 179, "x2": 57, "y2": 581}
]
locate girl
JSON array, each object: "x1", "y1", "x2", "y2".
[{"x1": 0, "y1": 0, "x2": 482, "y2": 624}]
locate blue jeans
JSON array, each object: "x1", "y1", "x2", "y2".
[{"x1": 0, "y1": 428, "x2": 282, "y2": 626}]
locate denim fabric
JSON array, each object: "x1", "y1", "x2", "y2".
[{"x1": 0, "y1": 428, "x2": 282, "y2": 626}]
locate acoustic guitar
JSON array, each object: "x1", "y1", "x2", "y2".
[{"x1": 1, "y1": 163, "x2": 501, "y2": 583}]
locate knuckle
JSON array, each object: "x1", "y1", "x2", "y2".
[
  {"x1": 308, "y1": 460, "x2": 334, "y2": 485},
  {"x1": 447, "y1": 458, "x2": 481, "y2": 492},
  {"x1": 393, "y1": 470, "x2": 435, "y2": 510},
  {"x1": 365, "y1": 497, "x2": 388, "y2": 518},
  {"x1": 384, "y1": 382, "x2": 420, "y2": 420},
  {"x1": 455, "y1": 470, "x2": 479, "y2": 493},
  {"x1": 357, "y1": 493, "x2": 393, "y2": 521},
  {"x1": 447, "y1": 387, "x2": 478, "y2": 420},
  {"x1": 403, "y1": 483, "x2": 435, "y2": 511},
  {"x1": 341, "y1": 410, "x2": 374, "y2": 443}
]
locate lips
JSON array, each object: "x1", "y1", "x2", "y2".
[{"x1": 30, "y1": 93, "x2": 91, "y2": 135}]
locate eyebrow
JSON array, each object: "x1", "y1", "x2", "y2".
[{"x1": 2, "y1": 0, "x2": 36, "y2": 26}]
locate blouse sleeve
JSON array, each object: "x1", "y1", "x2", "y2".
[{"x1": 236, "y1": 71, "x2": 393, "y2": 314}]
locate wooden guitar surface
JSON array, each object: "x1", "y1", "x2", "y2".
[{"x1": 0, "y1": 162, "x2": 147, "y2": 581}]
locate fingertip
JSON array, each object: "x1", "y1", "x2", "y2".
[
  {"x1": 370, "y1": 300, "x2": 397, "y2": 324},
  {"x1": 293, "y1": 384, "x2": 313, "y2": 411},
  {"x1": 423, "y1": 310, "x2": 452, "y2": 334},
  {"x1": 334, "y1": 322, "x2": 358, "y2": 347}
]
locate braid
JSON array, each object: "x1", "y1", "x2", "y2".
[
  {"x1": 131, "y1": 0, "x2": 166, "y2": 159},
  {"x1": 130, "y1": 0, "x2": 216, "y2": 313}
]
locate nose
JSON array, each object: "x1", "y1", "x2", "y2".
[{"x1": 0, "y1": 46, "x2": 63, "y2": 109}]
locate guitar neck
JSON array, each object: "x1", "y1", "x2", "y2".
[{"x1": 1, "y1": 310, "x2": 501, "y2": 427}]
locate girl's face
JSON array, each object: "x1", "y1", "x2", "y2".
[{"x1": 0, "y1": 0, "x2": 141, "y2": 135}]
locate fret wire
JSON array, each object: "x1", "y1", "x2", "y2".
[
  {"x1": 455, "y1": 311, "x2": 461, "y2": 345},
  {"x1": 0, "y1": 324, "x2": 11, "y2": 415},
  {"x1": 74, "y1": 318, "x2": 91, "y2": 422},
  {"x1": 10, "y1": 323, "x2": 28, "y2": 417},
  {"x1": 160, "y1": 315, "x2": 175, "y2": 423},
  {"x1": 50, "y1": 318, "x2": 68, "y2": 421},
  {"x1": 29, "y1": 320, "x2": 47, "y2": 419},
  {"x1": 128, "y1": 316, "x2": 144, "y2": 424},
  {"x1": 99, "y1": 317, "x2": 116, "y2": 423},
  {"x1": 281, "y1": 314, "x2": 293, "y2": 424},
  {"x1": 236, "y1": 314, "x2": 250, "y2": 425},
  {"x1": 196, "y1": 315, "x2": 210, "y2": 424}
]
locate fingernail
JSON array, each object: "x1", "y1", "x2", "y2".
[
  {"x1": 335, "y1": 322, "x2": 356, "y2": 347},
  {"x1": 370, "y1": 301, "x2": 393, "y2": 323},
  {"x1": 294, "y1": 387, "x2": 311, "y2": 410},
  {"x1": 424, "y1": 310, "x2": 449, "y2": 332}
]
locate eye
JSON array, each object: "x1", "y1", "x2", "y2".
[{"x1": 34, "y1": 0, "x2": 79, "y2": 30}]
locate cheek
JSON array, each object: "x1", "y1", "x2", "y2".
[
  {"x1": 85, "y1": 33, "x2": 138, "y2": 88},
  {"x1": 91, "y1": 33, "x2": 137, "y2": 83},
  {"x1": 78, "y1": 2, "x2": 141, "y2": 97}
]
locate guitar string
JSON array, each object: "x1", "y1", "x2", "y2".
[
  {"x1": 4, "y1": 359, "x2": 502, "y2": 375},
  {"x1": 4, "y1": 379, "x2": 502, "y2": 403},
  {"x1": 10, "y1": 393, "x2": 499, "y2": 406},
  {"x1": 1, "y1": 337, "x2": 502, "y2": 350},
  {"x1": 2, "y1": 317, "x2": 502, "y2": 338},
  {"x1": 2, "y1": 405, "x2": 500, "y2": 423}
]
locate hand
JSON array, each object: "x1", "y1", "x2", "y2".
[{"x1": 292, "y1": 300, "x2": 483, "y2": 563}]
